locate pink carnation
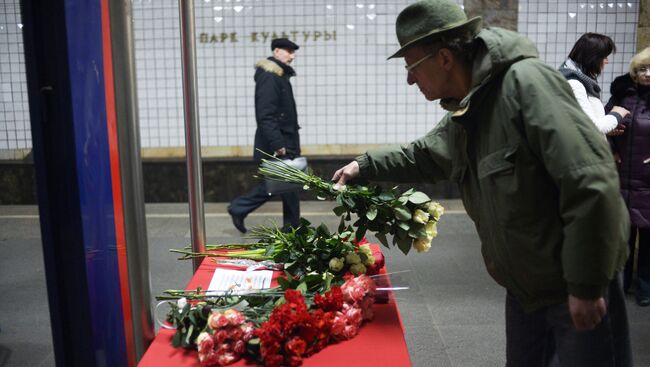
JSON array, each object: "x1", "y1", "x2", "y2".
[
  {"x1": 341, "y1": 274, "x2": 376, "y2": 304},
  {"x1": 342, "y1": 324, "x2": 359, "y2": 339},
  {"x1": 208, "y1": 312, "x2": 230, "y2": 329},
  {"x1": 197, "y1": 309, "x2": 251, "y2": 366}
]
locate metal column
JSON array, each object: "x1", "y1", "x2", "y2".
[
  {"x1": 108, "y1": 0, "x2": 155, "y2": 360},
  {"x1": 178, "y1": 0, "x2": 207, "y2": 271}
]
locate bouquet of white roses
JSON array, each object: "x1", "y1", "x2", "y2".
[{"x1": 257, "y1": 154, "x2": 444, "y2": 254}]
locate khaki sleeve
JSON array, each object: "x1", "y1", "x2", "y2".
[{"x1": 355, "y1": 117, "x2": 453, "y2": 183}]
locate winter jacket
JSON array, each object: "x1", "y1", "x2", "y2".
[
  {"x1": 606, "y1": 73, "x2": 650, "y2": 228},
  {"x1": 559, "y1": 59, "x2": 620, "y2": 135},
  {"x1": 253, "y1": 57, "x2": 301, "y2": 161},
  {"x1": 356, "y1": 28, "x2": 629, "y2": 312}
]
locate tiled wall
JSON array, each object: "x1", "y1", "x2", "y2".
[
  {"x1": 0, "y1": 0, "x2": 641, "y2": 156},
  {"x1": 520, "y1": 0, "x2": 639, "y2": 102},
  {"x1": 134, "y1": 0, "x2": 446, "y2": 150},
  {"x1": 0, "y1": 1, "x2": 29, "y2": 153}
]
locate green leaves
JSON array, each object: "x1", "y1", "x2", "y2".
[
  {"x1": 333, "y1": 205, "x2": 347, "y2": 217},
  {"x1": 408, "y1": 191, "x2": 431, "y2": 204},
  {"x1": 254, "y1": 151, "x2": 446, "y2": 256},
  {"x1": 366, "y1": 206, "x2": 378, "y2": 220},
  {"x1": 396, "y1": 221, "x2": 410, "y2": 232},
  {"x1": 408, "y1": 224, "x2": 427, "y2": 239},
  {"x1": 167, "y1": 301, "x2": 210, "y2": 349},
  {"x1": 395, "y1": 233, "x2": 412, "y2": 255},
  {"x1": 264, "y1": 244, "x2": 275, "y2": 257},
  {"x1": 393, "y1": 206, "x2": 412, "y2": 221},
  {"x1": 375, "y1": 231, "x2": 389, "y2": 248}
]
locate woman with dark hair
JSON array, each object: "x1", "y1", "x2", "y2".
[
  {"x1": 606, "y1": 47, "x2": 650, "y2": 307},
  {"x1": 559, "y1": 33, "x2": 630, "y2": 135}
]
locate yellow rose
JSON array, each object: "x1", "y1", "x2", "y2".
[
  {"x1": 413, "y1": 237, "x2": 432, "y2": 253},
  {"x1": 364, "y1": 254, "x2": 376, "y2": 266},
  {"x1": 329, "y1": 257, "x2": 345, "y2": 272},
  {"x1": 412, "y1": 209, "x2": 430, "y2": 224},
  {"x1": 345, "y1": 252, "x2": 362, "y2": 264},
  {"x1": 425, "y1": 221, "x2": 438, "y2": 239},
  {"x1": 350, "y1": 263, "x2": 367, "y2": 275},
  {"x1": 359, "y1": 244, "x2": 373, "y2": 256},
  {"x1": 427, "y1": 202, "x2": 445, "y2": 221}
]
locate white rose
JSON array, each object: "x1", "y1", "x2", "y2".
[
  {"x1": 359, "y1": 244, "x2": 373, "y2": 256},
  {"x1": 364, "y1": 254, "x2": 376, "y2": 266},
  {"x1": 412, "y1": 209, "x2": 430, "y2": 224},
  {"x1": 329, "y1": 257, "x2": 345, "y2": 272},
  {"x1": 425, "y1": 221, "x2": 438, "y2": 239},
  {"x1": 345, "y1": 252, "x2": 362, "y2": 265},
  {"x1": 350, "y1": 263, "x2": 367, "y2": 275},
  {"x1": 427, "y1": 202, "x2": 445, "y2": 221},
  {"x1": 413, "y1": 237, "x2": 432, "y2": 253}
]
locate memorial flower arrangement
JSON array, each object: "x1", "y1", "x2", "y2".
[
  {"x1": 171, "y1": 221, "x2": 385, "y2": 292},
  {"x1": 158, "y1": 275, "x2": 376, "y2": 367},
  {"x1": 258, "y1": 155, "x2": 444, "y2": 254},
  {"x1": 157, "y1": 157, "x2": 444, "y2": 366}
]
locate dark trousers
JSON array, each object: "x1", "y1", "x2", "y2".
[
  {"x1": 229, "y1": 181, "x2": 300, "y2": 228},
  {"x1": 505, "y1": 274, "x2": 632, "y2": 367},
  {"x1": 623, "y1": 226, "x2": 650, "y2": 298}
]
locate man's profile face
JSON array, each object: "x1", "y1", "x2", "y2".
[
  {"x1": 404, "y1": 46, "x2": 448, "y2": 101},
  {"x1": 273, "y1": 48, "x2": 296, "y2": 65}
]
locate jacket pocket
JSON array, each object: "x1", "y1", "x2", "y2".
[{"x1": 478, "y1": 145, "x2": 517, "y2": 179}]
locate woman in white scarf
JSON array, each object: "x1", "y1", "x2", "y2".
[{"x1": 559, "y1": 33, "x2": 630, "y2": 136}]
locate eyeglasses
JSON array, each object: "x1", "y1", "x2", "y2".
[
  {"x1": 638, "y1": 66, "x2": 650, "y2": 74},
  {"x1": 404, "y1": 52, "x2": 435, "y2": 72}
]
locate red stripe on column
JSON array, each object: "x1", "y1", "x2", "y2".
[{"x1": 100, "y1": 0, "x2": 137, "y2": 365}]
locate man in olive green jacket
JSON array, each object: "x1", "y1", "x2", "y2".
[{"x1": 333, "y1": 0, "x2": 632, "y2": 365}]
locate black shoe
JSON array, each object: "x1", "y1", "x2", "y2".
[
  {"x1": 227, "y1": 208, "x2": 247, "y2": 233},
  {"x1": 637, "y1": 296, "x2": 650, "y2": 307}
]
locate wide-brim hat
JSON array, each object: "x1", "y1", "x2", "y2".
[{"x1": 388, "y1": 0, "x2": 482, "y2": 59}]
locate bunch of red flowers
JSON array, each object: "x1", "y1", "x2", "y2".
[
  {"x1": 256, "y1": 275, "x2": 377, "y2": 366},
  {"x1": 255, "y1": 289, "x2": 335, "y2": 367},
  {"x1": 196, "y1": 309, "x2": 255, "y2": 366}
]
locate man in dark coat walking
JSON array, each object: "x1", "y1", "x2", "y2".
[{"x1": 228, "y1": 38, "x2": 301, "y2": 233}]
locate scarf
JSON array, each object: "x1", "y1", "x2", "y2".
[{"x1": 558, "y1": 58, "x2": 601, "y2": 98}]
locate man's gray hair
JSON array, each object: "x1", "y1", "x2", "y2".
[{"x1": 418, "y1": 29, "x2": 477, "y2": 65}]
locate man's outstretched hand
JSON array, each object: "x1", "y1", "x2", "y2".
[
  {"x1": 331, "y1": 160, "x2": 360, "y2": 190},
  {"x1": 274, "y1": 147, "x2": 287, "y2": 157}
]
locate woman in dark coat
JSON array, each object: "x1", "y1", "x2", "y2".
[{"x1": 606, "y1": 47, "x2": 650, "y2": 306}]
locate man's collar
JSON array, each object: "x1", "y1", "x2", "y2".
[{"x1": 268, "y1": 57, "x2": 296, "y2": 77}]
